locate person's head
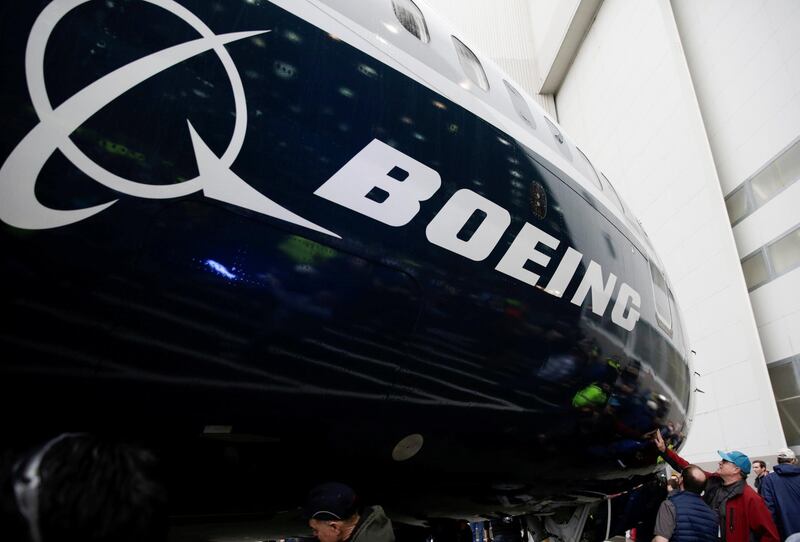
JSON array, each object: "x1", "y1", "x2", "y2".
[
  {"x1": 776, "y1": 447, "x2": 797, "y2": 465},
  {"x1": 305, "y1": 482, "x2": 360, "y2": 542},
  {"x1": 680, "y1": 465, "x2": 707, "y2": 495},
  {"x1": 8, "y1": 433, "x2": 168, "y2": 542},
  {"x1": 716, "y1": 450, "x2": 751, "y2": 482},
  {"x1": 752, "y1": 460, "x2": 767, "y2": 476}
]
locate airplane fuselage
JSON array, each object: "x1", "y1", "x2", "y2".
[{"x1": 0, "y1": 0, "x2": 691, "y2": 533}]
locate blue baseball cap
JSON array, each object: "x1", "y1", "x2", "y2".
[{"x1": 718, "y1": 450, "x2": 751, "y2": 474}]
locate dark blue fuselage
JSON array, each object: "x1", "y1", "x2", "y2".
[{"x1": 0, "y1": 0, "x2": 690, "y2": 525}]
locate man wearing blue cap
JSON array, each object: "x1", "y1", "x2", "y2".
[{"x1": 654, "y1": 431, "x2": 779, "y2": 542}]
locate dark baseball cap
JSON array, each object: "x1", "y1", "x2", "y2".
[{"x1": 305, "y1": 482, "x2": 359, "y2": 521}]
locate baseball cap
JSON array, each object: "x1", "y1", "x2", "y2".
[
  {"x1": 777, "y1": 447, "x2": 796, "y2": 460},
  {"x1": 718, "y1": 450, "x2": 751, "y2": 474},
  {"x1": 305, "y1": 482, "x2": 359, "y2": 521}
]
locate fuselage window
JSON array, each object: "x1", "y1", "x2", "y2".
[
  {"x1": 600, "y1": 173, "x2": 626, "y2": 216},
  {"x1": 575, "y1": 147, "x2": 603, "y2": 191},
  {"x1": 649, "y1": 261, "x2": 673, "y2": 334},
  {"x1": 391, "y1": 0, "x2": 430, "y2": 43},
  {"x1": 452, "y1": 36, "x2": 489, "y2": 92},
  {"x1": 633, "y1": 218, "x2": 650, "y2": 247},
  {"x1": 503, "y1": 80, "x2": 536, "y2": 129},
  {"x1": 543, "y1": 117, "x2": 572, "y2": 161},
  {"x1": 668, "y1": 289, "x2": 686, "y2": 354}
]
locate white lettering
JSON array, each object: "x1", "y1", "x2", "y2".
[
  {"x1": 570, "y1": 261, "x2": 617, "y2": 317},
  {"x1": 612, "y1": 283, "x2": 641, "y2": 331},
  {"x1": 426, "y1": 189, "x2": 510, "y2": 261},
  {"x1": 495, "y1": 223, "x2": 560, "y2": 286},
  {"x1": 314, "y1": 139, "x2": 441, "y2": 227},
  {"x1": 544, "y1": 247, "x2": 583, "y2": 297}
]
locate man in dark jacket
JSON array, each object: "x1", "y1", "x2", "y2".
[
  {"x1": 653, "y1": 431, "x2": 779, "y2": 542},
  {"x1": 653, "y1": 464, "x2": 718, "y2": 542},
  {"x1": 760, "y1": 447, "x2": 800, "y2": 540},
  {"x1": 752, "y1": 460, "x2": 768, "y2": 494},
  {"x1": 306, "y1": 482, "x2": 395, "y2": 542}
]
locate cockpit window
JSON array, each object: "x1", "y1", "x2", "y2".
[
  {"x1": 575, "y1": 147, "x2": 602, "y2": 190},
  {"x1": 544, "y1": 117, "x2": 572, "y2": 161},
  {"x1": 452, "y1": 36, "x2": 489, "y2": 92},
  {"x1": 391, "y1": 0, "x2": 430, "y2": 43},
  {"x1": 650, "y1": 261, "x2": 673, "y2": 334},
  {"x1": 503, "y1": 80, "x2": 536, "y2": 129}
]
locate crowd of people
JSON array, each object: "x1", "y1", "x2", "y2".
[
  {"x1": 651, "y1": 431, "x2": 800, "y2": 542},
  {"x1": 0, "y1": 434, "x2": 394, "y2": 542},
  {"x1": 2, "y1": 431, "x2": 798, "y2": 542}
]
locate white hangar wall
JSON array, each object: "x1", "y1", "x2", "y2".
[
  {"x1": 422, "y1": 0, "x2": 790, "y2": 461},
  {"x1": 672, "y1": 0, "x2": 800, "y2": 448}
]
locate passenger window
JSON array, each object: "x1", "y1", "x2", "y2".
[
  {"x1": 452, "y1": 36, "x2": 489, "y2": 91},
  {"x1": 649, "y1": 261, "x2": 672, "y2": 334},
  {"x1": 575, "y1": 147, "x2": 602, "y2": 191},
  {"x1": 503, "y1": 80, "x2": 536, "y2": 129},
  {"x1": 600, "y1": 173, "x2": 625, "y2": 215},
  {"x1": 668, "y1": 290, "x2": 685, "y2": 353},
  {"x1": 633, "y1": 218, "x2": 650, "y2": 246},
  {"x1": 544, "y1": 117, "x2": 572, "y2": 161},
  {"x1": 391, "y1": 0, "x2": 430, "y2": 42}
]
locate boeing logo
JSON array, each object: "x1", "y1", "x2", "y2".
[
  {"x1": 0, "y1": 0, "x2": 640, "y2": 331},
  {"x1": 0, "y1": 0, "x2": 337, "y2": 237},
  {"x1": 315, "y1": 140, "x2": 642, "y2": 332}
]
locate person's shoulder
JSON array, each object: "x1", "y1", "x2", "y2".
[
  {"x1": 362, "y1": 504, "x2": 387, "y2": 517},
  {"x1": 743, "y1": 483, "x2": 769, "y2": 505},
  {"x1": 774, "y1": 463, "x2": 800, "y2": 475},
  {"x1": 760, "y1": 472, "x2": 778, "y2": 488},
  {"x1": 742, "y1": 481, "x2": 760, "y2": 493},
  {"x1": 657, "y1": 497, "x2": 676, "y2": 517},
  {"x1": 352, "y1": 505, "x2": 395, "y2": 542}
]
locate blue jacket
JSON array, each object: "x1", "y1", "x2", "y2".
[
  {"x1": 760, "y1": 463, "x2": 800, "y2": 540},
  {"x1": 669, "y1": 490, "x2": 719, "y2": 542}
]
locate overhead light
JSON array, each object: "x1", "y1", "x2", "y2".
[{"x1": 392, "y1": 433, "x2": 424, "y2": 461}]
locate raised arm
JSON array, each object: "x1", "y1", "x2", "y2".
[{"x1": 652, "y1": 430, "x2": 690, "y2": 473}]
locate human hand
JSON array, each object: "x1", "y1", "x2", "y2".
[{"x1": 653, "y1": 429, "x2": 666, "y2": 453}]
